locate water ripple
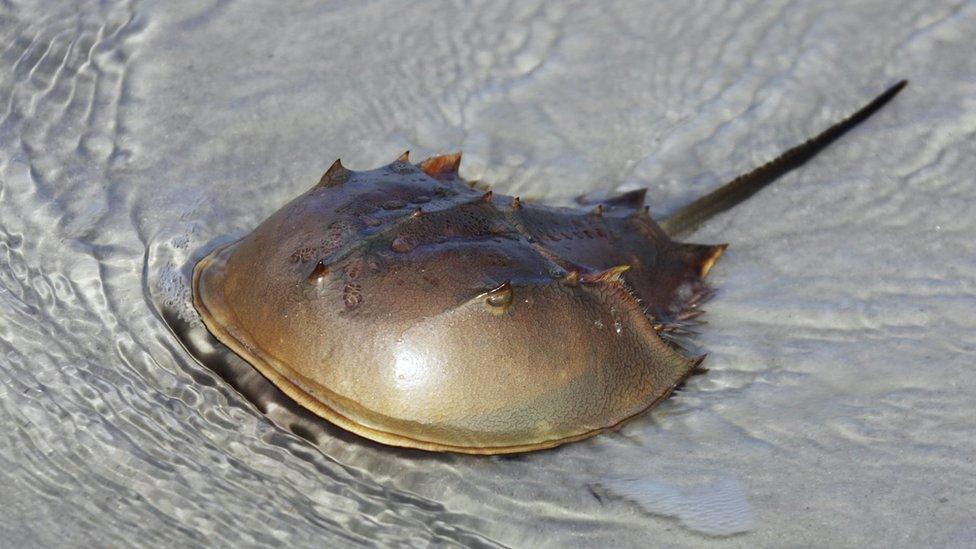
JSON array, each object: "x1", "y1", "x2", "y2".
[{"x1": 1, "y1": 0, "x2": 975, "y2": 547}]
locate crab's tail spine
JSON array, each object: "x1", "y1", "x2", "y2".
[{"x1": 660, "y1": 80, "x2": 907, "y2": 237}]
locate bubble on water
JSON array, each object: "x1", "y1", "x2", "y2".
[
  {"x1": 157, "y1": 261, "x2": 197, "y2": 325},
  {"x1": 598, "y1": 476, "x2": 755, "y2": 537}
]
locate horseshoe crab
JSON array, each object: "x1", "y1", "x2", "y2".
[{"x1": 192, "y1": 81, "x2": 906, "y2": 454}]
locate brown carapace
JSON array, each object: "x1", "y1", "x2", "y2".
[{"x1": 192, "y1": 81, "x2": 906, "y2": 454}]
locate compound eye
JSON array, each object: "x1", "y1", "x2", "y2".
[{"x1": 483, "y1": 281, "x2": 513, "y2": 313}]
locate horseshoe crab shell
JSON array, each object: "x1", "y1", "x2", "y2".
[
  {"x1": 193, "y1": 154, "x2": 716, "y2": 454},
  {"x1": 191, "y1": 81, "x2": 906, "y2": 454}
]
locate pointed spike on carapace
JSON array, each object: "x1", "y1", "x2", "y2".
[
  {"x1": 561, "y1": 270, "x2": 580, "y2": 286},
  {"x1": 419, "y1": 152, "x2": 462, "y2": 179},
  {"x1": 317, "y1": 159, "x2": 350, "y2": 188},
  {"x1": 608, "y1": 188, "x2": 647, "y2": 209},
  {"x1": 397, "y1": 150, "x2": 410, "y2": 162},
  {"x1": 307, "y1": 260, "x2": 330, "y2": 284},
  {"x1": 591, "y1": 204, "x2": 603, "y2": 217},
  {"x1": 410, "y1": 207, "x2": 423, "y2": 219},
  {"x1": 510, "y1": 196, "x2": 522, "y2": 209},
  {"x1": 677, "y1": 243, "x2": 728, "y2": 278},
  {"x1": 699, "y1": 243, "x2": 727, "y2": 277},
  {"x1": 690, "y1": 354, "x2": 709, "y2": 376},
  {"x1": 673, "y1": 355, "x2": 709, "y2": 392},
  {"x1": 581, "y1": 264, "x2": 631, "y2": 284}
]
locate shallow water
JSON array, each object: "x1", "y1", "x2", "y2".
[{"x1": 2, "y1": 0, "x2": 975, "y2": 546}]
